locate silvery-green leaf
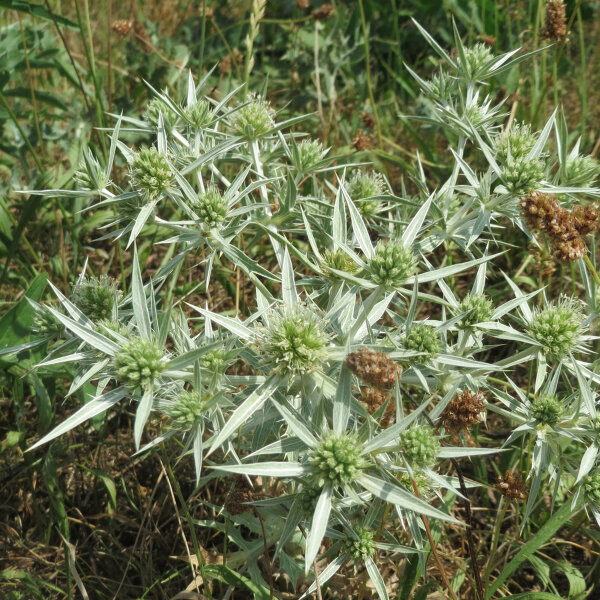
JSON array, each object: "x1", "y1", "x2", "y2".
[
  {"x1": 365, "y1": 557, "x2": 389, "y2": 600},
  {"x1": 305, "y1": 485, "x2": 333, "y2": 573},
  {"x1": 134, "y1": 387, "x2": 154, "y2": 450},
  {"x1": 333, "y1": 365, "x2": 352, "y2": 435},
  {"x1": 212, "y1": 462, "x2": 309, "y2": 477},
  {"x1": 576, "y1": 444, "x2": 598, "y2": 483},
  {"x1": 29, "y1": 387, "x2": 128, "y2": 451},
  {"x1": 402, "y1": 193, "x2": 433, "y2": 247},
  {"x1": 132, "y1": 246, "x2": 152, "y2": 340}
]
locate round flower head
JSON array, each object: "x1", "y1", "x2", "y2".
[
  {"x1": 74, "y1": 152, "x2": 110, "y2": 193},
  {"x1": 427, "y1": 70, "x2": 456, "y2": 101},
  {"x1": 565, "y1": 155, "x2": 600, "y2": 188},
  {"x1": 144, "y1": 96, "x2": 179, "y2": 129},
  {"x1": 230, "y1": 96, "x2": 274, "y2": 140},
  {"x1": 193, "y1": 185, "x2": 228, "y2": 227},
  {"x1": 113, "y1": 337, "x2": 165, "y2": 389},
  {"x1": 163, "y1": 390, "x2": 208, "y2": 430},
  {"x1": 183, "y1": 99, "x2": 213, "y2": 129},
  {"x1": 400, "y1": 425, "x2": 440, "y2": 469},
  {"x1": 530, "y1": 395, "x2": 564, "y2": 426},
  {"x1": 260, "y1": 305, "x2": 329, "y2": 376},
  {"x1": 582, "y1": 470, "x2": 600, "y2": 510},
  {"x1": 398, "y1": 470, "x2": 433, "y2": 497},
  {"x1": 130, "y1": 146, "x2": 173, "y2": 199},
  {"x1": 527, "y1": 296, "x2": 586, "y2": 358},
  {"x1": 33, "y1": 307, "x2": 64, "y2": 338},
  {"x1": 309, "y1": 432, "x2": 370, "y2": 488},
  {"x1": 294, "y1": 139, "x2": 325, "y2": 173},
  {"x1": 347, "y1": 171, "x2": 388, "y2": 218},
  {"x1": 368, "y1": 240, "x2": 417, "y2": 290},
  {"x1": 494, "y1": 122, "x2": 537, "y2": 163},
  {"x1": 298, "y1": 482, "x2": 322, "y2": 517},
  {"x1": 402, "y1": 323, "x2": 441, "y2": 362},
  {"x1": 456, "y1": 294, "x2": 494, "y2": 329},
  {"x1": 71, "y1": 275, "x2": 121, "y2": 322},
  {"x1": 343, "y1": 527, "x2": 376, "y2": 563},
  {"x1": 501, "y1": 155, "x2": 545, "y2": 195},
  {"x1": 322, "y1": 248, "x2": 359, "y2": 278},
  {"x1": 458, "y1": 43, "x2": 494, "y2": 80}
]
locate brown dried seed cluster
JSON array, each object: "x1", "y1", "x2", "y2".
[
  {"x1": 296, "y1": 0, "x2": 311, "y2": 9},
  {"x1": 541, "y1": 0, "x2": 567, "y2": 42},
  {"x1": 361, "y1": 111, "x2": 376, "y2": 129},
  {"x1": 312, "y1": 3, "x2": 335, "y2": 20},
  {"x1": 346, "y1": 348, "x2": 402, "y2": 391},
  {"x1": 219, "y1": 48, "x2": 244, "y2": 75},
  {"x1": 441, "y1": 390, "x2": 486, "y2": 434},
  {"x1": 361, "y1": 387, "x2": 395, "y2": 428},
  {"x1": 224, "y1": 475, "x2": 255, "y2": 515},
  {"x1": 111, "y1": 21, "x2": 152, "y2": 52},
  {"x1": 520, "y1": 191, "x2": 599, "y2": 261},
  {"x1": 351, "y1": 130, "x2": 376, "y2": 151},
  {"x1": 111, "y1": 20, "x2": 133, "y2": 36},
  {"x1": 496, "y1": 471, "x2": 528, "y2": 501}
]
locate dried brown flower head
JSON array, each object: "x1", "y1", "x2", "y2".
[
  {"x1": 132, "y1": 21, "x2": 152, "y2": 53},
  {"x1": 541, "y1": 0, "x2": 567, "y2": 42},
  {"x1": 520, "y1": 191, "x2": 599, "y2": 262},
  {"x1": 441, "y1": 390, "x2": 486, "y2": 434},
  {"x1": 361, "y1": 111, "x2": 376, "y2": 129},
  {"x1": 112, "y1": 19, "x2": 133, "y2": 36},
  {"x1": 312, "y1": 3, "x2": 335, "y2": 20},
  {"x1": 351, "y1": 130, "x2": 376, "y2": 151},
  {"x1": 496, "y1": 470, "x2": 528, "y2": 501},
  {"x1": 346, "y1": 348, "x2": 402, "y2": 391},
  {"x1": 361, "y1": 387, "x2": 395, "y2": 428},
  {"x1": 296, "y1": 0, "x2": 311, "y2": 8},
  {"x1": 219, "y1": 48, "x2": 244, "y2": 74},
  {"x1": 224, "y1": 475, "x2": 255, "y2": 515}
]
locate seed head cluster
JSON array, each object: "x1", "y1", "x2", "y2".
[
  {"x1": 457, "y1": 294, "x2": 494, "y2": 328},
  {"x1": 520, "y1": 191, "x2": 599, "y2": 261},
  {"x1": 230, "y1": 98, "x2": 274, "y2": 139},
  {"x1": 494, "y1": 122, "x2": 537, "y2": 163},
  {"x1": 360, "y1": 387, "x2": 395, "y2": 428},
  {"x1": 295, "y1": 139, "x2": 325, "y2": 173},
  {"x1": 541, "y1": 0, "x2": 567, "y2": 42},
  {"x1": 502, "y1": 155, "x2": 545, "y2": 195},
  {"x1": 496, "y1": 470, "x2": 528, "y2": 501},
  {"x1": 113, "y1": 337, "x2": 165, "y2": 389},
  {"x1": 309, "y1": 432, "x2": 369, "y2": 487},
  {"x1": 164, "y1": 390, "x2": 207, "y2": 430},
  {"x1": 565, "y1": 155, "x2": 600, "y2": 188},
  {"x1": 441, "y1": 390, "x2": 486, "y2": 434},
  {"x1": 346, "y1": 348, "x2": 401, "y2": 391},
  {"x1": 347, "y1": 171, "x2": 387, "y2": 217}
]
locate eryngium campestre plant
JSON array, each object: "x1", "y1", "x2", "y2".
[
  {"x1": 343, "y1": 527, "x2": 376, "y2": 563},
  {"x1": 494, "y1": 122, "x2": 537, "y2": 162},
  {"x1": 113, "y1": 337, "x2": 165, "y2": 389},
  {"x1": 193, "y1": 185, "x2": 228, "y2": 227},
  {"x1": 456, "y1": 294, "x2": 494, "y2": 328},
  {"x1": 402, "y1": 323, "x2": 441, "y2": 362},
  {"x1": 163, "y1": 390, "x2": 207, "y2": 430},
  {"x1": 400, "y1": 425, "x2": 440, "y2": 469},
  {"x1": 530, "y1": 394, "x2": 564, "y2": 426},
  {"x1": 230, "y1": 96, "x2": 274, "y2": 139}
]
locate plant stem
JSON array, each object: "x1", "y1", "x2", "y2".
[
  {"x1": 357, "y1": 0, "x2": 382, "y2": 149},
  {"x1": 584, "y1": 254, "x2": 600, "y2": 286}
]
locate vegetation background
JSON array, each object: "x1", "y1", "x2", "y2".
[{"x1": 1, "y1": 0, "x2": 600, "y2": 598}]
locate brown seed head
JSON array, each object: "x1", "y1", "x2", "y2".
[
  {"x1": 496, "y1": 470, "x2": 528, "y2": 501},
  {"x1": 112, "y1": 20, "x2": 133, "y2": 36},
  {"x1": 361, "y1": 111, "x2": 376, "y2": 129},
  {"x1": 351, "y1": 130, "x2": 376, "y2": 151},
  {"x1": 441, "y1": 390, "x2": 486, "y2": 434},
  {"x1": 296, "y1": 0, "x2": 311, "y2": 8},
  {"x1": 361, "y1": 387, "x2": 395, "y2": 428},
  {"x1": 541, "y1": 0, "x2": 568, "y2": 42},
  {"x1": 312, "y1": 3, "x2": 335, "y2": 20},
  {"x1": 346, "y1": 348, "x2": 401, "y2": 391}
]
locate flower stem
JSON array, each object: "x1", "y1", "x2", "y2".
[{"x1": 584, "y1": 254, "x2": 600, "y2": 286}]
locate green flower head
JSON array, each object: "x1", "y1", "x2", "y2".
[
  {"x1": 72, "y1": 275, "x2": 121, "y2": 322},
  {"x1": 347, "y1": 171, "x2": 388, "y2": 218},
  {"x1": 402, "y1": 323, "x2": 441, "y2": 362},
  {"x1": 113, "y1": 337, "x2": 165, "y2": 389},
  {"x1": 501, "y1": 155, "x2": 545, "y2": 195},
  {"x1": 565, "y1": 155, "x2": 600, "y2": 188},
  {"x1": 183, "y1": 99, "x2": 213, "y2": 129},
  {"x1": 582, "y1": 470, "x2": 600, "y2": 509},
  {"x1": 322, "y1": 248, "x2": 359, "y2": 278},
  {"x1": 164, "y1": 390, "x2": 208, "y2": 430},
  {"x1": 530, "y1": 395, "x2": 564, "y2": 426},
  {"x1": 343, "y1": 527, "x2": 376, "y2": 563},
  {"x1": 230, "y1": 97, "x2": 274, "y2": 140},
  {"x1": 459, "y1": 43, "x2": 494, "y2": 79},
  {"x1": 528, "y1": 296, "x2": 586, "y2": 358},
  {"x1": 368, "y1": 240, "x2": 417, "y2": 290},
  {"x1": 131, "y1": 146, "x2": 173, "y2": 198},
  {"x1": 400, "y1": 425, "x2": 440, "y2": 469},
  {"x1": 494, "y1": 122, "x2": 537, "y2": 163},
  {"x1": 260, "y1": 305, "x2": 329, "y2": 376},
  {"x1": 309, "y1": 432, "x2": 370, "y2": 487},
  {"x1": 193, "y1": 185, "x2": 228, "y2": 227},
  {"x1": 144, "y1": 96, "x2": 179, "y2": 129},
  {"x1": 457, "y1": 294, "x2": 494, "y2": 329},
  {"x1": 294, "y1": 139, "x2": 326, "y2": 173}
]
